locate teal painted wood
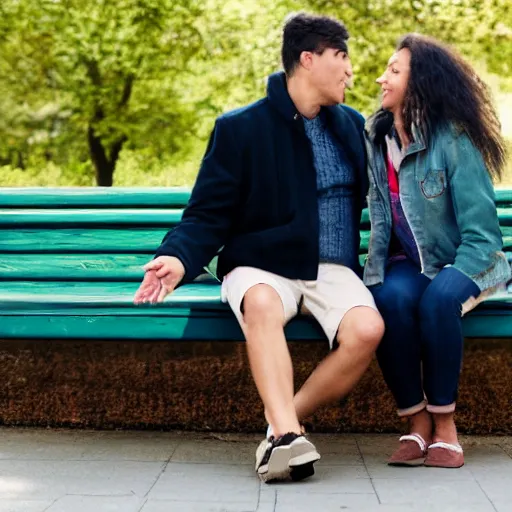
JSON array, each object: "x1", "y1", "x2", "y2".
[
  {"x1": 0, "y1": 187, "x2": 190, "y2": 208},
  {"x1": 497, "y1": 208, "x2": 512, "y2": 225},
  {"x1": 0, "y1": 281, "x2": 225, "y2": 309},
  {"x1": 1, "y1": 208, "x2": 510, "y2": 228},
  {"x1": 0, "y1": 254, "x2": 149, "y2": 280},
  {"x1": 0, "y1": 307, "x2": 228, "y2": 317},
  {"x1": 0, "y1": 187, "x2": 510, "y2": 342},
  {"x1": 0, "y1": 187, "x2": 510, "y2": 208},
  {"x1": 0, "y1": 209, "x2": 182, "y2": 226},
  {"x1": 0, "y1": 311, "x2": 510, "y2": 340},
  {"x1": 495, "y1": 188, "x2": 512, "y2": 204},
  {"x1": 0, "y1": 229, "x2": 373, "y2": 254},
  {"x1": 0, "y1": 229, "x2": 168, "y2": 252},
  {"x1": 0, "y1": 253, "x2": 370, "y2": 281},
  {"x1": 1, "y1": 280, "x2": 509, "y2": 312}
]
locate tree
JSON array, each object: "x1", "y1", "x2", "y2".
[{"x1": 0, "y1": 0, "x2": 205, "y2": 185}]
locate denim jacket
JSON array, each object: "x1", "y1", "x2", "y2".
[{"x1": 363, "y1": 110, "x2": 511, "y2": 292}]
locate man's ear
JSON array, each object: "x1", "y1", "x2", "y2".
[{"x1": 299, "y1": 51, "x2": 314, "y2": 71}]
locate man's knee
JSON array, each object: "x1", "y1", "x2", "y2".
[
  {"x1": 337, "y1": 307, "x2": 384, "y2": 351},
  {"x1": 242, "y1": 284, "x2": 285, "y2": 327}
]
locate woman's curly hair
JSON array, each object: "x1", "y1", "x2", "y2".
[{"x1": 398, "y1": 33, "x2": 507, "y2": 181}]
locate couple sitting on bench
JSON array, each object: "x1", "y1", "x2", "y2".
[{"x1": 134, "y1": 13, "x2": 511, "y2": 481}]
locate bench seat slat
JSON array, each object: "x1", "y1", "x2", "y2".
[
  {"x1": 0, "y1": 310, "x2": 509, "y2": 340},
  {"x1": 0, "y1": 281, "x2": 224, "y2": 308},
  {"x1": 0, "y1": 280, "x2": 509, "y2": 310}
]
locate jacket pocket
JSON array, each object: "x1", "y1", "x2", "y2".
[{"x1": 420, "y1": 169, "x2": 446, "y2": 199}]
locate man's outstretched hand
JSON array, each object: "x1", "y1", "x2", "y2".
[{"x1": 133, "y1": 256, "x2": 185, "y2": 304}]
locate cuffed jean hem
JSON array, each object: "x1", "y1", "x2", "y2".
[
  {"x1": 427, "y1": 403, "x2": 456, "y2": 414},
  {"x1": 397, "y1": 399, "x2": 427, "y2": 417}
]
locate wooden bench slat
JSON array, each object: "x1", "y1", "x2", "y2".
[
  {"x1": 0, "y1": 254, "x2": 149, "y2": 280},
  {"x1": 1, "y1": 279, "x2": 509, "y2": 310},
  {"x1": 0, "y1": 229, "x2": 368, "y2": 253},
  {"x1": 0, "y1": 309, "x2": 509, "y2": 340},
  {"x1": 0, "y1": 228, "x2": 508, "y2": 255},
  {"x1": 0, "y1": 281, "x2": 224, "y2": 308},
  {"x1": 0, "y1": 187, "x2": 190, "y2": 208},
  {"x1": 0, "y1": 187, "x2": 510, "y2": 208},
  {"x1": 0, "y1": 209, "x2": 183, "y2": 226},
  {"x1": 0, "y1": 208, "x2": 510, "y2": 228},
  {"x1": 0, "y1": 253, "x2": 365, "y2": 280},
  {"x1": 0, "y1": 228, "x2": 169, "y2": 253}
]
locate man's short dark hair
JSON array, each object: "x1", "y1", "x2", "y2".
[{"x1": 282, "y1": 13, "x2": 350, "y2": 76}]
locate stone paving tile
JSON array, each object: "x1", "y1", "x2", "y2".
[
  {"x1": 0, "y1": 430, "x2": 179, "y2": 462},
  {"x1": 46, "y1": 495, "x2": 143, "y2": 512},
  {"x1": 355, "y1": 434, "x2": 398, "y2": 465},
  {"x1": 309, "y1": 434, "x2": 364, "y2": 466},
  {"x1": 0, "y1": 501, "x2": 54, "y2": 512},
  {"x1": 0, "y1": 460, "x2": 165, "y2": 500},
  {"x1": 497, "y1": 437, "x2": 512, "y2": 459},
  {"x1": 372, "y1": 479, "x2": 493, "y2": 507},
  {"x1": 465, "y1": 445, "x2": 512, "y2": 480},
  {"x1": 476, "y1": 475, "x2": 512, "y2": 505},
  {"x1": 0, "y1": 429, "x2": 509, "y2": 512},
  {"x1": 141, "y1": 500, "x2": 258, "y2": 512},
  {"x1": 273, "y1": 492, "x2": 379, "y2": 511},
  {"x1": 259, "y1": 465, "x2": 373, "y2": 497},
  {"x1": 365, "y1": 463, "x2": 475, "y2": 481},
  {"x1": 170, "y1": 439, "x2": 256, "y2": 465},
  {"x1": 147, "y1": 462, "x2": 259, "y2": 507},
  {"x1": 324, "y1": 505, "x2": 497, "y2": 512}
]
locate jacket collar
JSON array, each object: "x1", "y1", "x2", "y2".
[
  {"x1": 266, "y1": 70, "x2": 362, "y2": 141},
  {"x1": 266, "y1": 71, "x2": 300, "y2": 123},
  {"x1": 267, "y1": 70, "x2": 367, "y2": 198},
  {"x1": 365, "y1": 108, "x2": 426, "y2": 155}
]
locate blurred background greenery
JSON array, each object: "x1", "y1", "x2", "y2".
[{"x1": 0, "y1": 0, "x2": 510, "y2": 187}]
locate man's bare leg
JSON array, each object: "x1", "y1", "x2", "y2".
[
  {"x1": 242, "y1": 284, "x2": 301, "y2": 437},
  {"x1": 293, "y1": 306, "x2": 384, "y2": 422}
]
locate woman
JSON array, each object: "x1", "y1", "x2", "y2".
[{"x1": 364, "y1": 34, "x2": 510, "y2": 468}]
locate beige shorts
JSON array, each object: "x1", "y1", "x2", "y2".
[{"x1": 221, "y1": 263, "x2": 378, "y2": 347}]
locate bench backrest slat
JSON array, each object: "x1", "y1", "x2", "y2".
[{"x1": 0, "y1": 187, "x2": 509, "y2": 282}]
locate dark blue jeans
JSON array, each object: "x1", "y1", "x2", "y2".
[{"x1": 370, "y1": 259, "x2": 481, "y2": 415}]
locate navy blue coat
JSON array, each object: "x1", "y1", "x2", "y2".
[{"x1": 156, "y1": 71, "x2": 368, "y2": 283}]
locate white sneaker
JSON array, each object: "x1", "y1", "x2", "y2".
[{"x1": 255, "y1": 432, "x2": 320, "y2": 483}]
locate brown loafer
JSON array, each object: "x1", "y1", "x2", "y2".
[
  {"x1": 424, "y1": 442, "x2": 464, "y2": 468},
  {"x1": 388, "y1": 433, "x2": 428, "y2": 466}
]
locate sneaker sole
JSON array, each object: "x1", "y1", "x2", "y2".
[
  {"x1": 289, "y1": 440, "x2": 321, "y2": 468},
  {"x1": 258, "y1": 445, "x2": 292, "y2": 482},
  {"x1": 258, "y1": 439, "x2": 321, "y2": 483}
]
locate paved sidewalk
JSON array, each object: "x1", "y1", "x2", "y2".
[{"x1": 0, "y1": 428, "x2": 510, "y2": 512}]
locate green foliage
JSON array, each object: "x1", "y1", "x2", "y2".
[{"x1": 0, "y1": 0, "x2": 510, "y2": 186}]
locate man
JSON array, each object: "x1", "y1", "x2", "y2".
[{"x1": 134, "y1": 12, "x2": 384, "y2": 483}]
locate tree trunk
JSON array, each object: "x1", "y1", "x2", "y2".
[
  {"x1": 87, "y1": 125, "x2": 126, "y2": 187},
  {"x1": 87, "y1": 125, "x2": 115, "y2": 186},
  {"x1": 84, "y1": 62, "x2": 133, "y2": 186}
]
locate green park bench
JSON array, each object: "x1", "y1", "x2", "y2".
[{"x1": 0, "y1": 187, "x2": 511, "y2": 341}]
